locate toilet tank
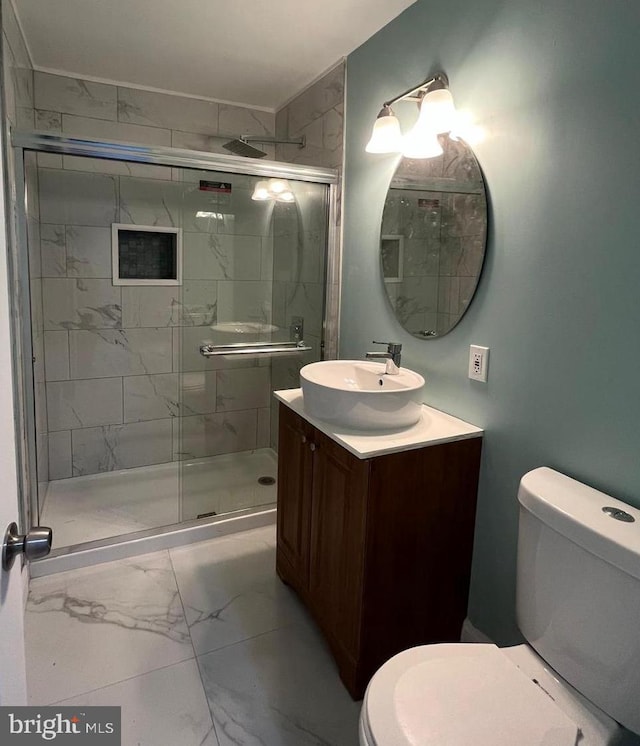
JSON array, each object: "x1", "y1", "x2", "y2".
[{"x1": 516, "y1": 467, "x2": 640, "y2": 735}]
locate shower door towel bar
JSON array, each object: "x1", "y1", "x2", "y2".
[{"x1": 199, "y1": 341, "x2": 312, "y2": 357}]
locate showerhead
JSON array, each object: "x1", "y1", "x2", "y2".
[
  {"x1": 222, "y1": 138, "x2": 268, "y2": 158},
  {"x1": 221, "y1": 134, "x2": 306, "y2": 159}
]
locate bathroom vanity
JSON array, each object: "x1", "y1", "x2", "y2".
[{"x1": 274, "y1": 389, "x2": 483, "y2": 699}]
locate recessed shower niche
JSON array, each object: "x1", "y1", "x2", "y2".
[{"x1": 112, "y1": 224, "x2": 182, "y2": 285}]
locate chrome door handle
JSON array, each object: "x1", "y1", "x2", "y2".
[{"x1": 2, "y1": 522, "x2": 52, "y2": 570}]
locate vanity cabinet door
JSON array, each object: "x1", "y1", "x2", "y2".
[
  {"x1": 308, "y1": 431, "x2": 369, "y2": 666},
  {"x1": 276, "y1": 405, "x2": 314, "y2": 592}
]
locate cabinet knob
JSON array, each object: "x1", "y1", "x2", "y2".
[
  {"x1": 301, "y1": 435, "x2": 307, "y2": 444},
  {"x1": 309, "y1": 443, "x2": 317, "y2": 452}
]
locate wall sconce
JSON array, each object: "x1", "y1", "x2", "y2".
[
  {"x1": 366, "y1": 72, "x2": 463, "y2": 158},
  {"x1": 251, "y1": 178, "x2": 295, "y2": 202}
]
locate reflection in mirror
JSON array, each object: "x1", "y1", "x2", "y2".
[{"x1": 380, "y1": 135, "x2": 487, "y2": 338}]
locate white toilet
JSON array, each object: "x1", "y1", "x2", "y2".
[{"x1": 359, "y1": 467, "x2": 640, "y2": 746}]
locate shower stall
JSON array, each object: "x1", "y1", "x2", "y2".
[{"x1": 10, "y1": 134, "x2": 338, "y2": 572}]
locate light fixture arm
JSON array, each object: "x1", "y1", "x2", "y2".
[{"x1": 383, "y1": 72, "x2": 449, "y2": 108}]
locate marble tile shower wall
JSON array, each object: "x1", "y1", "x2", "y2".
[
  {"x1": 32, "y1": 71, "x2": 277, "y2": 158},
  {"x1": 2, "y1": 0, "x2": 34, "y2": 131},
  {"x1": 274, "y1": 62, "x2": 344, "y2": 170},
  {"x1": 39, "y1": 165, "x2": 275, "y2": 479},
  {"x1": 7, "y1": 59, "x2": 337, "y2": 479}
]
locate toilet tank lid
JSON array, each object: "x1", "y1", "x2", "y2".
[{"x1": 518, "y1": 468, "x2": 640, "y2": 581}]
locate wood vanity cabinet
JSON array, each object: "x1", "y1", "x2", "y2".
[{"x1": 276, "y1": 403, "x2": 482, "y2": 700}]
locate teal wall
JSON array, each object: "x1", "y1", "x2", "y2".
[{"x1": 342, "y1": 0, "x2": 640, "y2": 643}]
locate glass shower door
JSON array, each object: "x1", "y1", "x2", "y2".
[
  {"x1": 27, "y1": 150, "x2": 187, "y2": 548},
  {"x1": 176, "y1": 169, "x2": 328, "y2": 522},
  {"x1": 19, "y1": 138, "x2": 332, "y2": 552}
]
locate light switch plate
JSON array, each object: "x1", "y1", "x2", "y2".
[{"x1": 469, "y1": 345, "x2": 489, "y2": 382}]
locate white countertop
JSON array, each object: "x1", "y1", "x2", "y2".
[{"x1": 274, "y1": 389, "x2": 483, "y2": 459}]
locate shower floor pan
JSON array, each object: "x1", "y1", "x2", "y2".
[{"x1": 35, "y1": 448, "x2": 277, "y2": 575}]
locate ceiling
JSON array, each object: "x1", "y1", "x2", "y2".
[{"x1": 13, "y1": 0, "x2": 416, "y2": 111}]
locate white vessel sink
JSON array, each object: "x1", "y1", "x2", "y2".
[
  {"x1": 300, "y1": 360, "x2": 425, "y2": 431},
  {"x1": 209, "y1": 322, "x2": 280, "y2": 345},
  {"x1": 210, "y1": 322, "x2": 279, "y2": 335}
]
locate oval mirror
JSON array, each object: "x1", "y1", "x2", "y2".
[{"x1": 379, "y1": 135, "x2": 487, "y2": 338}]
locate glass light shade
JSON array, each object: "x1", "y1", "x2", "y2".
[
  {"x1": 418, "y1": 87, "x2": 456, "y2": 134},
  {"x1": 365, "y1": 114, "x2": 403, "y2": 153},
  {"x1": 196, "y1": 211, "x2": 224, "y2": 219},
  {"x1": 402, "y1": 124, "x2": 443, "y2": 159},
  {"x1": 276, "y1": 190, "x2": 295, "y2": 202},
  {"x1": 450, "y1": 110, "x2": 485, "y2": 146},
  {"x1": 267, "y1": 178, "x2": 290, "y2": 195},
  {"x1": 251, "y1": 180, "x2": 270, "y2": 201}
]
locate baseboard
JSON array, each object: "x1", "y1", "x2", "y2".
[{"x1": 460, "y1": 618, "x2": 493, "y2": 643}]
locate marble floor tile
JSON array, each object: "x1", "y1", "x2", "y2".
[
  {"x1": 25, "y1": 551, "x2": 194, "y2": 704},
  {"x1": 55, "y1": 659, "x2": 219, "y2": 746},
  {"x1": 197, "y1": 620, "x2": 361, "y2": 746},
  {"x1": 25, "y1": 518, "x2": 361, "y2": 746},
  {"x1": 169, "y1": 524, "x2": 304, "y2": 656}
]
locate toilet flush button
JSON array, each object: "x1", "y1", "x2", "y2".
[{"x1": 602, "y1": 506, "x2": 635, "y2": 522}]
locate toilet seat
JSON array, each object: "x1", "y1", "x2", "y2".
[{"x1": 361, "y1": 643, "x2": 579, "y2": 746}]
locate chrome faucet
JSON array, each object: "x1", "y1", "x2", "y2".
[{"x1": 365, "y1": 341, "x2": 402, "y2": 375}]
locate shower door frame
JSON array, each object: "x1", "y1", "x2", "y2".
[{"x1": 9, "y1": 130, "x2": 340, "y2": 557}]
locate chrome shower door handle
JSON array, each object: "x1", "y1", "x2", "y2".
[{"x1": 2, "y1": 522, "x2": 52, "y2": 570}]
